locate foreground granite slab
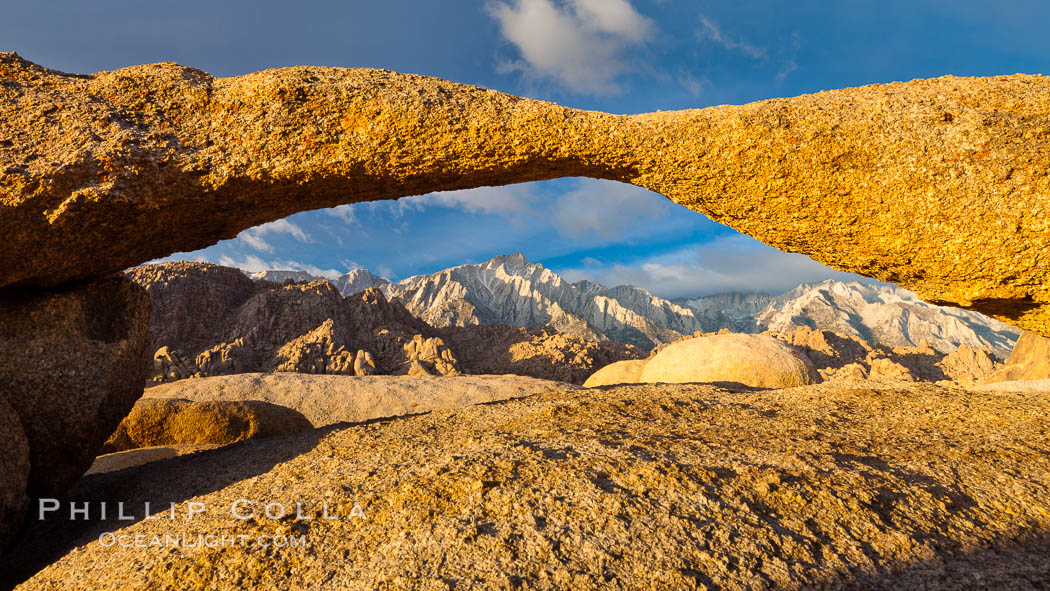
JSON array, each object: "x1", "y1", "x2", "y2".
[
  {"x1": 1, "y1": 53, "x2": 1047, "y2": 335},
  {"x1": 6, "y1": 382, "x2": 1049, "y2": 589}
]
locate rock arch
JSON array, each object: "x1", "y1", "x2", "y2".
[{"x1": 1, "y1": 53, "x2": 1047, "y2": 335}]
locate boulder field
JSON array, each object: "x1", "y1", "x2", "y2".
[
  {"x1": 583, "y1": 328, "x2": 1013, "y2": 388},
  {"x1": 0, "y1": 53, "x2": 1048, "y2": 336},
  {"x1": 129, "y1": 261, "x2": 639, "y2": 385}
]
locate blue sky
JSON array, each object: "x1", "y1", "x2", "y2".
[{"x1": 6, "y1": 1, "x2": 1049, "y2": 297}]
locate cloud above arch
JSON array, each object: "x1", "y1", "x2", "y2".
[{"x1": 487, "y1": 0, "x2": 655, "y2": 94}]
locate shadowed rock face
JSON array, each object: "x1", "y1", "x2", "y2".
[
  {"x1": 1, "y1": 53, "x2": 1047, "y2": 334},
  {"x1": 0, "y1": 395, "x2": 29, "y2": 547},
  {"x1": 0, "y1": 276, "x2": 152, "y2": 496}
]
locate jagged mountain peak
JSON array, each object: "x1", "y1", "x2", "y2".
[
  {"x1": 343, "y1": 268, "x2": 386, "y2": 281},
  {"x1": 249, "y1": 269, "x2": 322, "y2": 284},
  {"x1": 572, "y1": 279, "x2": 607, "y2": 296},
  {"x1": 237, "y1": 254, "x2": 1019, "y2": 355},
  {"x1": 374, "y1": 254, "x2": 691, "y2": 349},
  {"x1": 487, "y1": 251, "x2": 529, "y2": 268},
  {"x1": 752, "y1": 279, "x2": 1019, "y2": 356}
]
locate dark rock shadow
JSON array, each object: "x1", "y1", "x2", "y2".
[
  {"x1": 828, "y1": 531, "x2": 1050, "y2": 590},
  {"x1": 587, "y1": 380, "x2": 765, "y2": 393},
  {"x1": 0, "y1": 418, "x2": 365, "y2": 589},
  {"x1": 954, "y1": 296, "x2": 1040, "y2": 324}
]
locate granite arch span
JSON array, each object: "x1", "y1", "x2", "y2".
[{"x1": 1, "y1": 53, "x2": 1047, "y2": 335}]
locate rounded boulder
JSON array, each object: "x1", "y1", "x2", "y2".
[
  {"x1": 103, "y1": 398, "x2": 314, "y2": 453},
  {"x1": 583, "y1": 360, "x2": 648, "y2": 388},
  {"x1": 640, "y1": 334, "x2": 819, "y2": 388}
]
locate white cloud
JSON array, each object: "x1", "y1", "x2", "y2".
[
  {"x1": 359, "y1": 196, "x2": 428, "y2": 220},
  {"x1": 678, "y1": 71, "x2": 707, "y2": 97},
  {"x1": 258, "y1": 219, "x2": 309, "y2": 241},
  {"x1": 376, "y1": 265, "x2": 396, "y2": 280},
  {"x1": 413, "y1": 178, "x2": 674, "y2": 242},
  {"x1": 236, "y1": 219, "x2": 311, "y2": 253},
  {"x1": 571, "y1": 0, "x2": 652, "y2": 42},
  {"x1": 427, "y1": 184, "x2": 538, "y2": 216},
  {"x1": 559, "y1": 236, "x2": 863, "y2": 299},
  {"x1": 777, "y1": 58, "x2": 798, "y2": 82},
  {"x1": 697, "y1": 14, "x2": 765, "y2": 59},
  {"x1": 237, "y1": 232, "x2": 273, "y2": 252},
  {"x1": 325, "y1": 204, "x2": 358, "y2": 225},
  {"x1": 549, "y1": 181, "x2": 670, "y2": 239},
  {"x1": 487, "y1": 0, "x2": 655, "y2": 94},
  {"x1": 776, "y1": 32, "x2": 801, "y2": 82}
]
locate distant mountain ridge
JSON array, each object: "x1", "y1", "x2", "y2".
[
  {"x1": 250, "y1": 253, "x2": 1021, "y2": 356},
  {"x1": 254, "y1": 254, "x2": 701, "y2": 349},
  {"x1": 683, "y1": 280, "x2": 1020, "y2": 357}
]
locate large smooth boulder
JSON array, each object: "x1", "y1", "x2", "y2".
[
  {"x1": 1, "y1": 53, "x2": 1047, "y2": 336},
  {"x1": 982, "y1": 331, "x2": 1050, "y2": 383},
  {"x1": 141, "y1": 373, "x2": 576, "y2": 427},
  {"x1": 0, "y1": 276, "x2": 151, "y2": 496},
  {"x1": 640, "y1": 334, "x2": 819, "y2": 388},
  {"x1": 0, "y1": 395, "x2": 29, "y2": 547},
  {"x1": 103, "y1": 398, "x2": 313, "y2": 452},
  {"x1": 583, "y1": 359, "x2": 648, "y2": 387}
]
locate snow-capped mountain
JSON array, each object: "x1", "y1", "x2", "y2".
[
  {"x1": 753, "y1": 279, "x2": 1020, "y2": 357},
  {"x1": 384, "y1": 253, "x2": 698, "y2": 348},
  {"x1": 247, "y1": 254, "x2": 1020, "y2": 355},
  {"x1": 679, "y1": 292, "x2": 774, "y2": 334},
  {"x1": 252, "y1": 268, "x2": 389, "y2": 297}
]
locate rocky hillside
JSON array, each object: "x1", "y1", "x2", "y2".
[
  {"x1": 128, "y1": 262, "x2": 639, "y2": 385},
  {"x1": 252, "y1": 268, "x2": 389, "y2": 297},
  {"x1": 257, "y1": 254, "x2": 1020, "y2": 356}
]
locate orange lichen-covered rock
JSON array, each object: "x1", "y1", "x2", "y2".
[{"x1": 1, "y1": 53, "x2": 1047, "y2": 335}]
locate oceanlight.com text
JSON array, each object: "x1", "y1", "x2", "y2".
[{"x1": 98, "y1": 532, "x2": 309, "y2": 549}]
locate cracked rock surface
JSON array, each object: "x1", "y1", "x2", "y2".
[{"x1": 7, "y1": 381, "x2": 1050, "y2": 589}]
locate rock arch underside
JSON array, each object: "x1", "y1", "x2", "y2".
[{"x1": 1, "y1": 53, "x2": 1048, "y2": 335}]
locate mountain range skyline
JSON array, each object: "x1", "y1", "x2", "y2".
[{"x1": 244, "y1": 252, "x2": 1020, "y2": 356}]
